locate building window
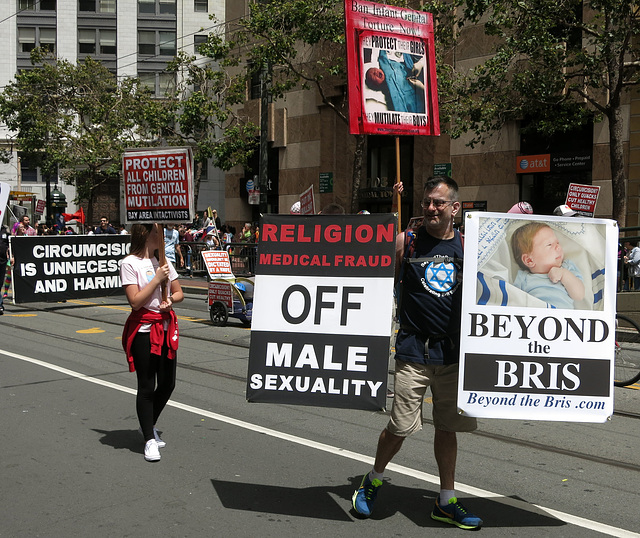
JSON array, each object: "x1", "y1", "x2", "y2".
[
  {"x1": 194, "y1": 34, "x2": 207, "y2": 54},
  {"x1": 18, "y1": 27, "x2": 36, "y2": 53},
  {"x1": 198, "y1": 159, "x2": 208, "y2": 181},
  {"x1": 138, "y1": 31, "x2": 155, "y2": 55},
  {"x1": 139, "y1": 72, "x2": 156, "y2": 92},
  {"x1": 39, "y1": 28, "x2": 56, "y2": 53},
  {"x1": 364, "y1": 135, "x2": 413, "y2": 215},
  {"x1": 138, "y1": 30, "x2": 176, "y2": 56},
  {"x1": 159, "y1": 72, "x2": 175, "y2": 94},
  {"x1": 249, "y1": 68, "x2": 261, "y2": 100},
  {"x1": 159, "y1": 31, "x2": 176, "y2": 55},
  {"x1": 159, "y1": 0, "x2": 176, "y2": 14},
  {"x1": 19, "y1": 0, "x2": 56, "y2": 10},
  {"x1": 79, "y1": 29, "x2": 116, "y2": 56},
  {"x1": 100, "y1": 30, "x2": 116, "y2": 54},
  {"x1": 20, "y1": 155, "x2": 38, "y2": 182},
  {"x1": 139, "y1": 71, "x2": 175, "y2": 97},
  {"x1": 138, "y1": 0, "x2": 175, "y2": 15},
  {"x1": 18, "y1": 27, "x2": 56, "y2": 54},
  {"x1": 138, "y1": 0, "x2": 155, "y2": 13},
  {"x1": 194, "y1": 0, "x2": 207, "y2": 12},
  {"x1": 78, "y1": 29, "x2": 96, "y2": 54},
  {"x1": 79, "y1": 0, "x2": 116, "y2": 13},
  {"x1": 18, "y1": 154, "x2": 58, "y2": 184}
]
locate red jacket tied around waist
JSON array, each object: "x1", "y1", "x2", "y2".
[{"x1": 122, "y1": 308, "x2": 179, "y2": 372}]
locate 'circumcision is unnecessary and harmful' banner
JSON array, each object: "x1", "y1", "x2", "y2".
[
  {"x1": 458, "y1": 212, "x2": 618, "y2": 422},
  {"x1": 123, "y1": 147, "x2": 194, "y2": 223},
  {"x1": 344, "y1": 0, "x2": 439, "y2": 136},
  {"x1": 247, "y1": 214, "x2": 397, "y2": 410},
  {"x1": 10, "y1": 235, "x2": 130, "y2": 303}
]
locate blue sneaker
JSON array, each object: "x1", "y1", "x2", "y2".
[
  {"x1": 431, "y1": 496, "x2": 483, "y2": 530},
  {"x1": 352, "y1": 474, "x2": 383, "y2": 516}
]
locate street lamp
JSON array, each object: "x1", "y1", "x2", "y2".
[{"x1": 49, "y1": 185, "x2": 67, "y2": 230}]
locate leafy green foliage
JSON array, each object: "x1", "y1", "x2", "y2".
[
  {"x1": 162, "y1": 45, "x2": 258, "y2": 171},
  {"x1": 437, "y1": 0, "x2": 639, "y2": 223},
  {"x1": 0, "y1": 50, "x2": 163, "y2": 206}
]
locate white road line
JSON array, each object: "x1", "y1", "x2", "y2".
[{"x1": 2, "y1": 348, "x2": 637, "y2": 538}]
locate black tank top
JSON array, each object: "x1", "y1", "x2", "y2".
[{"x1": 396, "y1": 227, "x2": 463, "y2": 365}]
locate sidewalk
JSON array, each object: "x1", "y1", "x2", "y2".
[{"x1": 178, "y1": 275, "x2": 209, "y2": 295}]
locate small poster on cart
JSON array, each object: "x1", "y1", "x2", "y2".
[
  {"x1": 247, "y1": 214, "x2": 397, "y2": 410},
  {"x1": 458, "y1": 212, "x2": 618, "y2": 422},
  {"x1": 201, "y1": 250, "x2": 233, "y2": 277},
  {"x1": 123, "y1": 147, "x2": 194, "y2": 223}
]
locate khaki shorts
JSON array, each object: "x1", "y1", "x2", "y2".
[{"x1": 386, "y1": 360, "x2": 477, "y2": 436}]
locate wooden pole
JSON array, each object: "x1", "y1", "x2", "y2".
[
  {"x1": 155, "y1": 222, "x2": 168, "y2": 302},
  {"x1": 395, "y1": 136, "x2": 402, "y2": 231}
]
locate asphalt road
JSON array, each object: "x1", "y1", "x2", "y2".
[{"x1": 1, "y1": 288, "x2": 639, "y2": 537}]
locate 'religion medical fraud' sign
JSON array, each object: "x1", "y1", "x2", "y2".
[
  {"x1": 123, "y1": 147, "x2": 194, "y2": 224},
  {"x1": 10, "y1": 235, "x2": 130, "y2": 303},
  {"x1": 458, "y1": 212, "x2": 618, "y2": 422},
  {"x1": 344, "y1": 0, "x2": 439, "y2": 136},
  {"x1": 246, "y1": 214, "x2": 396, "y2": 410}
]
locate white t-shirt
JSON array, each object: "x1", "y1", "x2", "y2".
[{"x1": 120, "y1": 254, "x2": 178, "y2": 332}]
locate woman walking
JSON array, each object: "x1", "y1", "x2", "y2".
[{"x1": 120, "y1": 224, "x2": 184, "y2": 462}]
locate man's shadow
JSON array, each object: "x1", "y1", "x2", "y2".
[
  {"x1": 210, "y1": 475, "x2": 567, "y2": 529},
  {"x1": 92, "y1": 429, "x2": 568, "y2": 529}
]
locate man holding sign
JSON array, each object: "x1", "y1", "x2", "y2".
[{"x1": 353, "y1": 177, "x2": 482, "y2": 530}]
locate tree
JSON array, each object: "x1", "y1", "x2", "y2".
[
  {"x1": 207, "y1": 0, "x2": 475, "y2": 213},
  {"x1": 0, "y1": 51, "x2": 164, "y2": 224},
  {"x1": 221, "y1": 0, "x2": 412, "y2": 213},
  {"x1": 441, "y1": 0, "x2": 640, "y2": 226},
  {"x1": 160, "y1": 34, "x2": 259, "y2": 210}
]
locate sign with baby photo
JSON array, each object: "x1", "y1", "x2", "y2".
[{"x1": 457, "y1": 212, "x2": 618, "y2": 422}]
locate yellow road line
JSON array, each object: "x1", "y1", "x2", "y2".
[{"x1": 68, "y1": 299, "x2": 207, "y2": 322}]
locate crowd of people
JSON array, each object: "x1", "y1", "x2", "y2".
[{"x1": 619, "y1": 240, "x2": 640, "y2": 291}]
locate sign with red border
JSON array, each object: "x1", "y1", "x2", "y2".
[
  {"x1": 344, "y1": 0, "x2": 439, "y2": 136},
  {"x1": 201, "y1": 250, "x2": 233, "y2": 277},
  {"x1": 566, "y1": 183, "x2": 600, "y2": 216},
  {"x1": 300, "y1": 185, "x2": 315, "y2": 215},
  {"x1": 123, "y1": 147, "x2": 194, "y2": 223},
  {"x1": 35, "y1": 199, "x2": 46, "y2": 215},
  {"x1": 208, "y1": 281, "x2": 233, "y2": 309}
]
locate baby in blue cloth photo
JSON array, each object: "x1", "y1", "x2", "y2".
[{"x1": 511, "y1": 222, "x2": 585, "y2": 309}]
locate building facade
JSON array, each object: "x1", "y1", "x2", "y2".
[
  {"x1": 223, "y1": 1, "x2": 637, "y2": 232},
  {"x1": 0, "y1": 0, "x2": 227, "y2": 228},
  {"x1": 2, "y1": 1, "x2": 637, "y2": 231}
]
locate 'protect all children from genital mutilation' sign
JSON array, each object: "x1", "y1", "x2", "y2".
[{"x1": 123, "y1": 147, "x2": 194, "y2": 224}]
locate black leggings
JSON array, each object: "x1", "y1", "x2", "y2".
[{"x1": 131, "y1": 332, "x2": 177, "y2": 441}]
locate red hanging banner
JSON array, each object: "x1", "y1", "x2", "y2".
[{"x1": 344, "y1": 0, "x2": 440, "y2": 136}]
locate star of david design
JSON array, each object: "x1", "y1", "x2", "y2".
[{"x1": 425, "y1": 261, "x2": 457, "y2": 293}]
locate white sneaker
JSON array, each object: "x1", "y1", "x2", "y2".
[
  {"x1": 144, "y1": 439, "x2": 161, "y2": 462},
  {"x1": 138, "y1": 427, "x2": 166, "y2": 448}
]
